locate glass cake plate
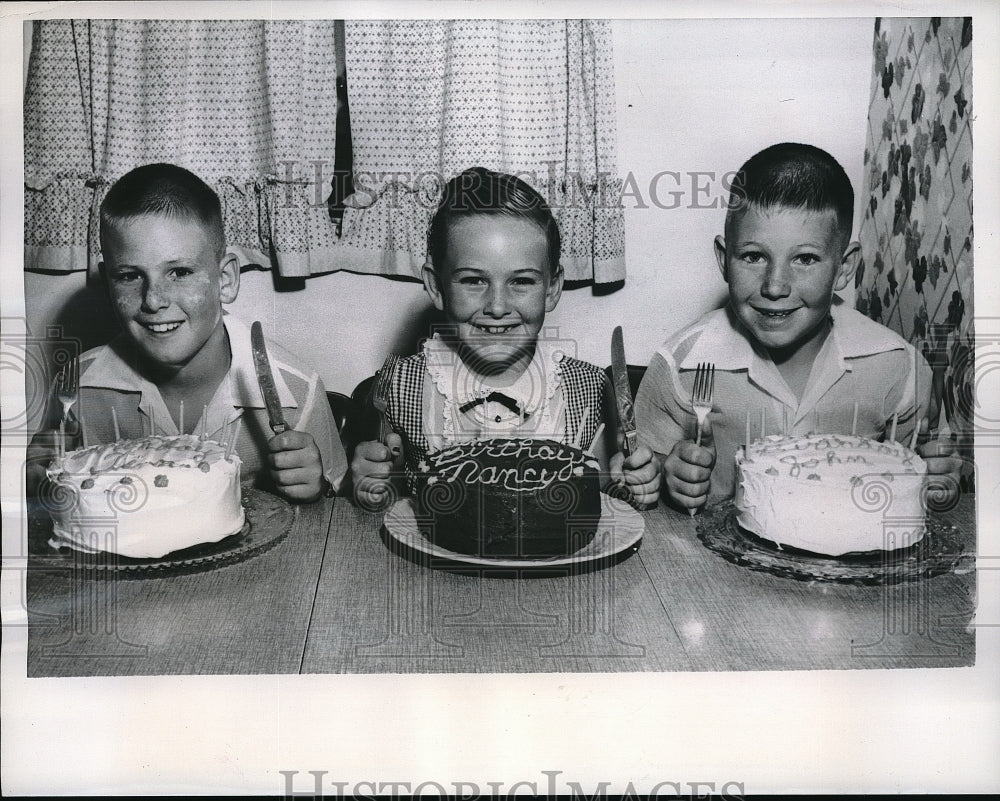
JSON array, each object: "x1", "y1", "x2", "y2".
[
  {"x1": 27, "y1": 486, "x2": 295, "y2": 579},
  {"x1": 382, "y1": 493, "x2": 644, "y2": 575},
  {"x1": 696, "y1": 500, "x2": 973, "y2": 585}
]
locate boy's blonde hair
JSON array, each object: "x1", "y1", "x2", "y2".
[
  {"x1": 100, "y1": 163, "x2": 226, "y2": 260},
  {"x1": 725, "y1": 143, "x2": 855, "y2": 245}
]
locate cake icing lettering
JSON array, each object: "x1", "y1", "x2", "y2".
[
  {"x1": 428, "y1": 440, "x2": 589, "y2": 493},
  {"x1": 432, "y1": 438, "x2": 573, "y2": 467},
  {"x1": 440, "y1": 454, "x2": 577, "y2": 491},
  {"x1": 779, "y1": 454, "x2": 819, "y2": 477},
  {"x1": 826, "y1": 450, "x2": 869, "y2": 466}
]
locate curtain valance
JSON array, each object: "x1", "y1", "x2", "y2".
[{"x1": 24, "y1": 19, "x2": 624, "y2": 284}]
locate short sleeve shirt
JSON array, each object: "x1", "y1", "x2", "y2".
[
  {"x1": 635, "y1": 300, "x2": 933, "y2": 500},
  {"x1": 72, "y1": 314, "x2": 348, "y2": 491}
]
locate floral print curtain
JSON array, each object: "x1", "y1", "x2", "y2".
[{"x1": 856, "y1": 17, "x2": 973, "y2": 483}]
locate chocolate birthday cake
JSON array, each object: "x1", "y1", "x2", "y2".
[{"x1": 414, "y1": 438, "x2": 602, "y2": 557}]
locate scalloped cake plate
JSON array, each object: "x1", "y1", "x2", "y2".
[
  {"x1": 382, "y1": 493, "x2": 644, "y2": 569},
  {"x1": 28, "y1": 487, "x2": 295, "y2": 579},
  {"x1": 696, "y1": 499, "x2": 973, "y2": 585}
]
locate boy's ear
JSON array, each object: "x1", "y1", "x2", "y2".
[
  {"x1": 834, "y1": 241, "x2": 861, "y2": 291},
  {"x1": 422, "y1": 259, "x2": 446, "y2": 311},
  {"x1": 545, "y1": 264, "x2": 565, "y2": 312},
  {"x1": 218, "y1": 251, "x2": 240, "y2": 304},
  {"x1": 714, "y1": 235, "x2": 729, "y2": 282}
]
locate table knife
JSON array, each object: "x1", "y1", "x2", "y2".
[
  {"x1": 251, "y1": 321, "x2": 288, "y2": 434},
  {"x1": 611, "y1": 325, "x2": 637, "y2": 457}
]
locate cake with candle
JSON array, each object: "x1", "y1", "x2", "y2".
[
  {"x1": 45, "y1": 434, "x2": 245, "y2": 559},
  {"x1": 734, "y1": 434, "x2": 928, "y2": 556},
  {"x1": 414, "y1": 438, "x2": 602, "y2": 557}
]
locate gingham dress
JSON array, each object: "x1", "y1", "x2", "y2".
[{"x1": 379, "y1": 351, "x2": 608, "y2": 492}]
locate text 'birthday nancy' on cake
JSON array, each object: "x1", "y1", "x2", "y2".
[
  {"x1": 46, "y1": 434, "x2": 245, "y2": 559},
  {"x1": 734, "y1": 433, "x2": 927, "y2": 556},
  {"x1": 414, "y1": 438, "x2": 602, "y2": 558}
]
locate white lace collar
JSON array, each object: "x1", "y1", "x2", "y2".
[{"x1": 423, "y1": 334, "x2": 566, "y2": 443}]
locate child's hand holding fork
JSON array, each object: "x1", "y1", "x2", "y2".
[
  {"x1": 662, "y1": 415, "x2": 716, "y2": 514},
  {"x1": 350, "y1": 433, "x2": 405, "y2": 509}
]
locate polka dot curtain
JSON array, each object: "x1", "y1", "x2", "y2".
[
  {"x1": 24, "y1": 19, "x2": 340, "y2": 279},
  {"x1": 856, "y1": 17, "x2": 974, "y2": 482},
  {"x1": 24, "y1": 19, "x2": 624, "y2": 286},
  {"x1": 340, "y1": 19, "x2": 625, "y2": 284}
]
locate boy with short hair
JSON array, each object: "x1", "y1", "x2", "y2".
[
  {"x1": 27, "y1": 163, "x2": 346, "y2": 502},
  {"x1": 636, "y1": 142, "x2": 961, "y2": 512}
]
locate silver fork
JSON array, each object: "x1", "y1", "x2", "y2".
[
  {"x1": 687, "y1": 361, "x2": 715, "y2": 517},
  {"x1": 691, "y1": 361, "x2": 715, "y2": 447},
  {"x1": 372, "y1": 354, "x2": 400, "y2": 446},
  {"x1": 52, "y1": 360, "x2": 79, "y2": 455},
  {"x1": 53, "y1": 361, "x2": 79, "y2": 428}
]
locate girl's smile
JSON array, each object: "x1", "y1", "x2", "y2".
[{"x1": 424, "y1": 215, "x2": 563, "y2": 385}]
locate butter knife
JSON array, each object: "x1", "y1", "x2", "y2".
[
  {"x1": 611, "y1": 325, "x2": 637, "y2": 457},
  {"x1": 611, "y1": 326, "x2": 655, "y2": 510},
  {"x1": 251, "y1": 321, "x2": 288, "y2": 434}
]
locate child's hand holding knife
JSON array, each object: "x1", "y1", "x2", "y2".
[
  {"x1": 252, "y1": 321, "x2": 327, "y2": 503},
  {"x1": 610, "y1": 326, "x2": 660, "y2": 510}
]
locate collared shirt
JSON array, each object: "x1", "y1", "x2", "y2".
[
  {"x1": 635, "y1": 299, "x2": 933, "y2": 500},
  {"x1": 71, "y1": 314, "x2": 347, "y2": 491},
  {"x1": 421, "y1": 334, "x2": 568, "y2": 451},
  {"x1": 383, "y1": 342, "x2": 609, "y2": 493}
]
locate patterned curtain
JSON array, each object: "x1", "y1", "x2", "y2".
[
  {"x1": 25, "y1": 19, "x2": 624, "y2": 286},
  {"x1": 340, "y1": 19, "x2": 625, "y2": 284},
  {"x1": 856, "y1": 17, "x2": 973, "y2": 480},
  {"x1": 24, "y1": 19, "x2": 340, "y2": 279}
]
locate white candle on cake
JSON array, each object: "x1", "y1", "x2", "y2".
[{"x1": 225, "y1": 418, "x2": 241, "y2": 461}]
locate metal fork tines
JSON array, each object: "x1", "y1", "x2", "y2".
[
  {"x1": 690, "y1": 361, "x2": 715, "y2": 447},
  {"x1": 54, "y1": 360, "x2": 80, "y2": 428},
  {"x1": 372, "y1": 354, "x2": 400, "y2": 445}
]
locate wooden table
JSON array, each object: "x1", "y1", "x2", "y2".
[{"x1": 26, "y1": 495, "x2": 977, "y2": 676}]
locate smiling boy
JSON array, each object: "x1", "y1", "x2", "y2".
[
  {"x1": 635, "y1": 143, "x2": 961, "y2": 512},
  {"x1": 27, "y1": 163, "x2": 346, "y2": 502}
]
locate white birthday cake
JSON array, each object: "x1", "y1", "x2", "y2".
[
  {"x1": 734, "y1": 434, "x2": 927, "y2": 556},
  {"x1": 45, "y1": 434, "x2": 245, "y2": 559}
]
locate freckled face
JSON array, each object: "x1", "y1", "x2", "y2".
[
  {"x1": 425, "y1": 216, "x2": 562, "y2": 380},
  {"x1": 102, "y1": 215, "x2": 237, "y2": 374},
  {"x1": 717, "y1": 205, "x2": 855, "y2": 366}
]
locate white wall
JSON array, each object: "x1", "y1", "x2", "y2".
[{"x1": 23, "y1": 18, "x2": 874, "y2": 395}]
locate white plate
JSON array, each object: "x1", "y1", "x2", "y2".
[{"x1": 382, "y1": 493, "x2": 644, "y2": 568}]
